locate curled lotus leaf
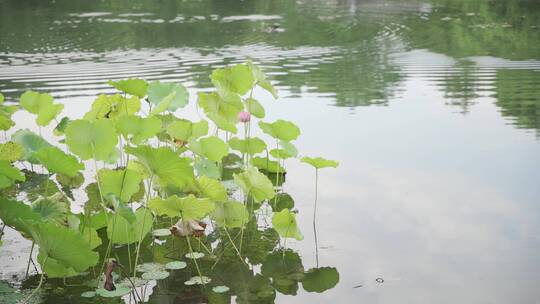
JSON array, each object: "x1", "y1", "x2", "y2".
[
  {"x1": 108, "y1": 78, "x2": 148, "y2": 98},
  {"x1": 300, "y1": 156, "x2": 339, "y2": 169}
]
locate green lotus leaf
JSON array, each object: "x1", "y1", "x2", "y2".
[
  {"x1": 0, "y1": 142, "x2": 23, "y2": 162},
  {"x1": 301, "y1": 267, "x2": 340, "y2": 293},
  {"x1": 31, "y1": 197, "x2": 67, "y2": 225},
  {"x1": 0, "y1": 94, "x2": 18, "y2": 131},
  {"x1": 251, "y1": 156, "x2": 286, "y2": 173},
  {"x1": 33, "y1": 146, "x2": 84, "y2": 177},
  {"x1": 228, "y1": 137, "x2": 266, "y2": 155},
  {"x1": 149, "y1": 91, "x2": 175, "y2": 116},
  {"x1": 147, "y1": 80, "x2": 189, "y2": 111},
  {"x1": 96, "y1": 286, "x2": 131, "y2": 298},
  {"x1": 207, "y1": 112, "x2": 237, "y2": 133},
  {"x1": 211, "y1": 63, "x2": 255, "y2": 95},
  {"x1": 270, "y1": 146, "x2": 297, "y2": 159},
  {"x1": 80, "y1": 225, "x2": 102, "y2": 250},
  {"x1": 0, "y1": 160, "x2": 25, "y2": 189},
  {"x1": 107, "y1": 208, "x2": 153, "y2": 245},
  {"x1": 153, "y1": 228, "x2": 172, "y2": 237},
  {"x1": 108, "y1": 78, "x2": 148, "y2": 98},
  {"x1": 194, "y1": 158, "x2": 220, "y2": 179},
  {"x1": 125, "y1": 145, "x2": 194, "y2": 189},
  {"x1": 279, "y1": 140, "x2": 298, "y2": 157},
  {"x1": 198, "y1": 92, "x2": 242, "y2": 133},
  {"x1": 212, "y1": 201, "x2": 249, "y2": 228},
  {"x1": 258, "y1": 120, "x2": 300, "y2": 141},
  {"x1": 300, "y1": 156, "x2": 339, "y2": 169},
  {"x1": 245, "y1": 97, "x2": 265, "y2": 118},
  {"x1": 65, "y1": 119, "x2": 118, "y2": 162},
  {"x1": 195, "y1": 175, "x2": 227, "y2": 202},
  {"x1": 248, "y1": 61, "x2": 278, "y2": 98},
  {"x1": 212, "y1": 285, "x2": 230, "y2": 293},
  {"x1": 56, "y1": 172, "x2": 84, "y2": 189},
  {"x1": 27, "y1": 222, "x2": 99, "y2": 278},
  {"x1": 80, "y1": 291, "x2": 96, "y2": 298},
  {"x1": 120, "y1": 277, "x2": 148, "y2": 288},
  {"x1": 116, "y1": 115, "x2": 162, "y2": 144},
  {"x1": 166, "y1": 119, "x2": 209, "y2": 142},
  {"x1": 142, "y1": 270, "x2": 170, "y2": 280},
  {"x1": 20, "y1": 91, "x2": 64, "y2": 126},
  {"x1": 233, "y1": 166, "x2": 275, "y2": 202},
  {"x1": 0, "y1": 198, "x2": 42, "y2": 235},
  {"x1": 148, "y1": 194, "x2": 214, "y2": 220},
  {"x1": 271, "y1": 209, "x2": 303, "y2": 241},
  {"x1": 83, "y1": 94, "x2": 140, "y2": 120},
  {"x1": 11, "y1": 129, "x2": 52, "y2": 163},
  {"x1": 185, "y1": 252, "x2": 205, "y2": 260},
  {"x1": 165, "y1": 261, "x2": 187, "y2": 270},
  {"x1": 261, "y1": 250, "x2": 304, "y2": 295},
  {"x1": 185, "y1": 275, "x2": 211, "y2": 285},
  {"x1": 270, "y1": 193, "x2": 295, "y2": 212},
  {"x1": 98, "y1": 168, "x2": 142, "y2": 203},
  {"x1": 0, "y1": 93, "x2": 3, "y2": 103},
  {"x1": 53, "y1": 117, "x2": 70, "y2": 136},
  {"x1": 189, "y1": 136, "x2": 228, "y2": 162}
]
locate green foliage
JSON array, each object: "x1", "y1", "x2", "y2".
[
  {"x1": 300, "y1": 156, "x2": 339, "y2": 169},
  {"x1": 189, "y1": 136, "x2": 229, "y2": 162},
  {"x1": 11, "y1": 129, "x2": 52, "y2": 163},
  {"x1": 83, "y1": 94, "x2": 140, "y2": 120},
  {"x1": 301, "y1": 267, "x2": 340, "y2": 293},
  {"x1": 0, "y1": 142, "x2": 23, "y2": 162},
  {"x1": 148, "y1": 80, "x2": 189, "y2": 111},
  {"x1": 195, "y1": 175, "x2": 228, "y2": 201},
  {"x1": 259, "y1": 120, "x2": 301, "y2": 141},
  {"x1": 272, "y1": 209, "x2": 303, "y2": 240},
  {"x1": 251, "y1": 156, "x2": 286, "y2": 173},
  {"x1": 98, "y1": 168, "x2": 142, "y2": 203},
  {"x1": 212, "y1": 201, "x2": 249, "y2": 228},
  {"x1": 149, "y1": 194, "x2": 214, "y2": 220},
  {"x1": 107, "y1": 208, "x2": 153, "y2": 244},
  {"x1": 229, "y1": 137, "x2": 266, "y2": 155},
  {"x1": 234, "y1": 166, "x2": 276, "y2": 202},
  {"x1": 65, "y1": 119, "x2": 118, "y2": 161},
  {"x1": 166, "y1": 119, "x2": 208, "y2": 141},
  {"x1": 0, "y1": 160, "x2": 25, "y2": 188},
  {"x1": 108, "y1": 78, "x2": 148, "y2": 98},
  {"x1": 33, "y1": 146, "x2": 84, "y2": 177},
  {"x1": 116, "y1": 115, "x2": 162, "y2": 144},
  {"x1": 20, "y1": 91, "x2": 64, "y2": 126}
]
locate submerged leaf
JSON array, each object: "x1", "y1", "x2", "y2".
[{"x1": 272, "y1": 209, "x2": 303, "y2": 241}]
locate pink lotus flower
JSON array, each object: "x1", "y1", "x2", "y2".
[{"x1": 238, "y1": 111, "x2": 251, "y2": 123}]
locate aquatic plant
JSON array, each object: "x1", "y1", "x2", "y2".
[{"x1": 0, "y1": 62, "x2": 339, "y2": 302}]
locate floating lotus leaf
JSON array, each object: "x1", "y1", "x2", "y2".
[
  {"x1": 83, "y1": 94, "x2": 140, "y2": 120},
  {"x1": 185, "y1": 252, "x2": 205, "y2": 259},
  {"x1": 258, "y1": 120, "x2": 300, "y2": 141},
  {"x1": 211, "y1": 63, "x2": 255, "y2": 95},
  {"x1": 165, "y1": 261, "x2": 187, "y2": 270},
  {"x1": 20, "y1": 91, "x2": 63, "y2": 126},
  {"x1": 125, "y1": 145, "x2": 194, "y2": 189},
  {"x1": 233, "y1": 166, "x2": 275, "y2": 202},
  {"x1": 98, "y1": 168, "x2": 142, "y2": 203},
  {"x1": 11, "y1": 129, "x2": 52, "y2": 163},
  {"x1": 27, "y1": 222, "x2": 99, "y2": 278},
  {"x1": 300, "y1": 156, "x2": 339, "y2": 169},
  {"x1": 272, "y1": 209, "x2": 303, "y2": 241},
  {"x1": 195, "y1": 176, "x2": 227, "y2": 202},
  {"x1": 153, "y1": 228, "x2": 172, "y2": 237},
  {"x1": 148, "y1": 80, "x2": 189, "y2": 111},
  {"x1": 212, "y1": 201, "x2": 249, "y2": 228},
  {"x1": 184, "y1": 275, "x2": 211, "y2": 285},
  {"x1": 189, "y1": 136, "x2": 228, "y2": 162},
  {"x1": 148, "y1": 194, "x2": 214, "y2": 220},
  {"x1": 80, "y1": 291, "x2": 96, "y2": 298},
  {"x1": 142, "y1": 270, "x2": 170, "y2": 280},
  {"x1": 33, "y1": 146, "x2": 84, "y2": 177},
  {"x1": 228, "y1": 137, "x2": 266, "y2": 155},
  {"x1": 65, "y1": 119, "x2": 118, "y2": 162},
  {"x1": 120, "y1": 277, "x2": 148, "y2": 288},
  {"x1": 0, "y1": 142, "x2": 23, "y2": 162},
  {"x1": 96, "y1": 286, "x2": 131, "y2": 298},
  {"x1": 136, "y1": 262, "x2": 165, "y2": 273},
  {"x1": 245, "y1": 97, "x2": 265, "y2": 118},
  {"x1": 108, "y1": 78, "x2": 148, "y2": 98},
  {"x1": 116, "y1": 115, "x2": 162, "y2": 144},
  {"x1": 212, "y1": 285, "x2": 230, "y2": 293},
  {"x1": 107, "y1": 208, "x2": 153, "y2": 245},
  {"x1": 0, "y1": 160, "x2": 25, "y2": 188},
  {"x1": 301, "y1": 267, "x2": 340, "y2": 293}
]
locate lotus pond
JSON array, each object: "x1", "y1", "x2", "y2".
[{"x1": 1, "y1": 0, "x2": 540, "y2": 303}]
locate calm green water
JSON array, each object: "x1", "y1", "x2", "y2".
[{"x1": 1, "y1": 0, "x2": 540, "y2": 303}]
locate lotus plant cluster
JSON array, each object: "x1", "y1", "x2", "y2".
[{"x1": 0, "y1": 62, "x2": 339, "y2": 303}]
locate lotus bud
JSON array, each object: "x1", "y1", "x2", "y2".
[{"x1": 238, "y1": 111, "x2": 251, "y2": 123}]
